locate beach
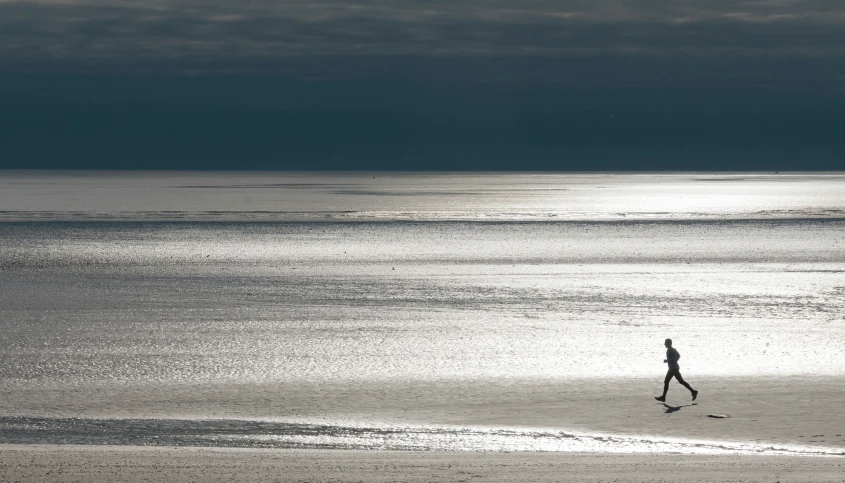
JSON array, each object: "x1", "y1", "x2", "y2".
[
  {"x1": 1, "y1": 172, "x2": 844, "y2": 478},
  {"x1": 2, "y1": 445, "x2": 845, "y2": 482},
  {"x1": 1, "y1": 376, "x2": 844, "y2": 452}
]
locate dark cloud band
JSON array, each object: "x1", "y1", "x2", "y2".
[{"x1": 2, "y1": 0, "x2": 845, "y2": 64}]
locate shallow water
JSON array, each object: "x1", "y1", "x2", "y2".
[
  {"x1": 1, "y1": 416, "x2": 842, "y2": 456},
  {"x1": 1, "y1": 171, "x2": 844, "y2": 221},
  {"x1": 1, "y1": 221, "x2": 843, "y2": 383},
  {"x1": 1, "y1": 171, "x2": 844, "y2": 453}
]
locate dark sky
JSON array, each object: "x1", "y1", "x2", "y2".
[{"x1": 2, "y1": 0, "x2": 844, "y2": 170}]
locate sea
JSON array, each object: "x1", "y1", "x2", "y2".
[{"x1": 0, "y1": 171, "x2": 843, "y2": 455}]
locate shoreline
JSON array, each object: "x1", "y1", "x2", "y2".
[{"x1": 1, "y1": 415, "x2": 841, "y2": 456}]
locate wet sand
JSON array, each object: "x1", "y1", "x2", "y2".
[
  {"x1": 1, "y1": 445, "x2": 844, "y2": 482},
  {"x1": 3, "y1": 376, "x2": 844, "y2": 451},
  {"x1": 425, "y1": 376, "x2": 845, "y2": 450}
]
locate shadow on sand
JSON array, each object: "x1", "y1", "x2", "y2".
[{"x1": 662, "y1": 403, "x2": 697, "y2": 414}]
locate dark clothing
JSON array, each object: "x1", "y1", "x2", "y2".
[
  {"x1": 663, "y1": 368, "x2": 694, "y2": 396},
  {"x1": 666, "y1": 347, "x2": 680, "y2": 370}
]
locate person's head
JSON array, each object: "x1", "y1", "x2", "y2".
[{"x1": 664, "y1": 338, "x2": 672, "y2": 348}]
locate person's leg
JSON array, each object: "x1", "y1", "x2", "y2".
[
  {"x1": 674, "y1": 371, "x2": 695, "y2": 393},
  {"x1": 662, "y1": 370, "x2": 673, "y2": 397}
]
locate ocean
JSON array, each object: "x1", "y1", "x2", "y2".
[{"x1": 1, "y1": 171, "x2": 843, "y2": 455}]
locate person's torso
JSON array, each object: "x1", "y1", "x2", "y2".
[{"x1": 667, "y1": 347, "x2": 680, "y2": 370}]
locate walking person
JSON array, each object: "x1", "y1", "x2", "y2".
[{"x1": 655, "y1": 338, "x2": 698, "y2": 402}]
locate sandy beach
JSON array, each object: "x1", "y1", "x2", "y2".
[
  {"x1": 2, "y1": 445, "x2": 844, "y2": 482},
  {"x1": 3, "y1": 376, "x2": 844, "y2": 452},
  {"x1": 2, "y1": 376, "x2": 843, "y2": 481}
]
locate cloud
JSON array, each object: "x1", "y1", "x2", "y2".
[{"x1": 1, "y1": 0, "x2": 845, "y2": 86}]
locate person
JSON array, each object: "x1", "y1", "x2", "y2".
[{"x1": 655, "y1": 338, "x2": 698, "y2": 402}]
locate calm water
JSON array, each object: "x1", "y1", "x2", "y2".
[{"x1": 1, "y1": 171, "x2": 844, "y2": 454}]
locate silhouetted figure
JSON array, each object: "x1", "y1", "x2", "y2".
[{"x1": 655, "y1": 338, "x2": 698, "y2": 402}]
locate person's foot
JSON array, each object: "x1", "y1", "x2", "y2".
[
  {"x1": 691, "y1": 390, "x2": 698, "y2": 401},
  {"x1": 654, "y1": 396, "x2": 665, "y2": 402}
]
